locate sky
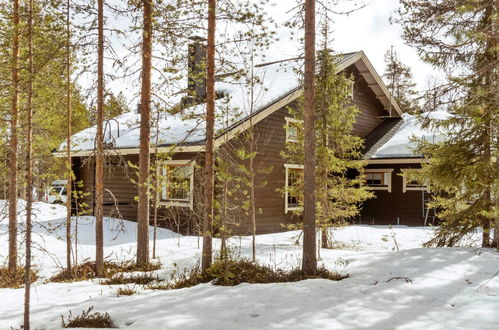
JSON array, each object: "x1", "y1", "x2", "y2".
[
  {"x1": 99, "y1": 0, "x2": 438, "y2": 104},
  {"x1": 260, "y1": 0, "x2": 436, "y2": 91}
]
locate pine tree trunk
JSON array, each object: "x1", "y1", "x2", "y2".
[
  {"x1": 202, "y1": 0, "x2": 216, "y2": 271},
  {"x1": 95, "y1": 0, "x2": 105, "y2": 276},
  {"x1": 24, "y1": 1, "x2": 34, "y2": 327},
  {"x1": 137, "y1": 0, "x2": 152, "y2": 266},
  {"x1": 492, "y1": 0, "x2": 499, "y2": 249},
  {"x1": 302, "y1": 0, "x2": 317, "y2": 275},
  {"x1": 8, "y1": 0, "x2": 19, "y2": 274},
  {"x1": 65, "y1": 0, "x2": 72, "y2": 273}
]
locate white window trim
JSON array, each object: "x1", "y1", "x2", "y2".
[
  {"x1": 284, "y1": 164, "x2": 304, "y2": 214},
  {"x1": 364, "y1": 168, "x2": 393, "y2": 193},
  {"x1": 285, "y1": 117, "x2": 301, "y2": 143},
  {"x1": 348, "y1": 81, "x2": 354, "y2": 100},
  {"x1": 160, "y1": 159, "x2": 195, "y2": 210},
  {"x1": 402, "y1": 169, "x2": 429, "y2": 193}
]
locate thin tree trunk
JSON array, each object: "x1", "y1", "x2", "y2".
[
  {"x1": 202, "y1": 0, "x2": 216, "y2": 271},
  {"x1": 302, "y1": 0, "x2": 317, "y2": 275},
  {"x1": 95, "y1": 0, "x2": 105, "y2": 276},
  {"x1": 8, "y1": 0, "x2": 20, "y2": 274},
  {"x1": 65, "y1": 0, "x2": 72, "y2": 273},
  {"x1": 491, "y1": 0, "x2": 499, "y2": 249},
  {"x1": 152, "y1": 110, "x2": 160, "y2": 260},
  {"x1": 249, "y1": 37, "x2": 257, "y2": 263},
  {"x1": 137, "y1": 0, "x2": 152, "y2": 266},
  {"x1": 24, "y1": 0, "x2": 34, "y2": 327}
]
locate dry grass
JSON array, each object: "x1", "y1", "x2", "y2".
[
  {"x1": 102, "y1": 273, "x2": 161, "y2": 286},
  {"x1": 148, "y1": 259, "x2": 348, "y2": 290},
  {"x1": 50, "y1": 260, "x2": 161, "y2": 283},
  {"x1": 61, "y1": 306, "x2": 116, "y2": 328},
  {"x1": 116, "y1": 285, "x2": 138, "y2": 296},
  {"x1": 0, "y1": 266, "x2": 38, "y2": 288}
]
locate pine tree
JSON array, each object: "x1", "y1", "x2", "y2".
[
  {"x1": 65, "y1": 0, "x2": 72, "y2": 274},
  {"x1": 8, "y1": 0, "x2": 20, "y2": 275},
  {"x1": 302, "y1": 0, "x2": 317, "y2": 275},
  {"x1": 202, "y1": 0, "x2": 216, "y2": 271},
  {"x1": 283, "y1": 48, "x2": 373, "y2": 248},
  {"x1": 396, "y1": 0, "x2": 498, "y2": 247},
  {"x1": 383, "y1": 47, "x2": 419, "y2": 114},
  {"x1": 24, "y1": 0, "x2": 34, "y2": 326},
  {"x1": 24, "y1": 0, "x2": 34, "y2": 327},
  {"x1": 95, "y1": 0, "x2": 105, "y2": 275},
  {"x1": 137, "y1": 0, "x2": 153, "y2": 267}
]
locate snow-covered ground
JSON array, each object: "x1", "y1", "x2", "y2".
[{"x1": 1, "y1": 201, "x2": 498, "y2": 329}]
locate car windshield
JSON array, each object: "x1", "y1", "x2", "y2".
[{"x1": 50, "y1": 187, "x2": 64, "y2": 195}]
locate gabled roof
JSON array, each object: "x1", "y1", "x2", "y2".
[{"x1": 59, "y1": 51, "x2": 403, "y2": 157}]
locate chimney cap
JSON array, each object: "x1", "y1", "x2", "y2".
[{"x1": 189, "y1": 35, "x2": 207, "y2": 43}]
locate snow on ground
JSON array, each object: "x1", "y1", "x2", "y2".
[{"x1": 1, "y1": 202, "x2": 498, "y2": 329}]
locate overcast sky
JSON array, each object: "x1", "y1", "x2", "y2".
[
  {"x1": 261, "y1": 0, "x2": 436, "y2": 92},
  {"x1": 99, "y1": 0, "x2": 437, "y2": 104}
]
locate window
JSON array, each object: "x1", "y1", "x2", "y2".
[
  {"x1": 402, "y1": 169, "x2": 428, "y2": 193},
  {"x1": 364, "y1": 168, "x2": 393, "y2": 192},
  {"x1": 161, "y1": 160, "x2": 195, "y2": 209},
  {"x1": 347, "y1": 81, "x2": 354, "y2": 100},
  {"x1": 285, "y1": 117, "x2": 301, "y2": 143},
  {"x1": 284, "y1": 164, "x2": 304, "y2": 213}
]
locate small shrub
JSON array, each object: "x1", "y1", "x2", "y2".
[
  {"x1": 0, "y1": 266, "x2": 38, "y2": 288},
  {"x1": 116, "y1": 285, "x2": 138, "y2": 296},
  {"x1": 120, "y1": 262, "x2": 161, "y2": 272},
  {"x1": 51, "y1": 260, "x2": 161, "y2": 283},
  {"x1": 101, "y1": 273, "x2": 160, "y2": 285},
  {"x1": 147, "y1": 259, "x2": 348, "y2": 290},
  {"x1": 61, "y1": 306, "x2": 116, "y2": 328}
]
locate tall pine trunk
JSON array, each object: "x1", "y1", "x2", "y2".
[
  {"x1": 95, "y1": 0, "x2": 105, "y2": 276},
  {"x1": 492, "y1": 0, "x2": 499, "y2": 249},
  {"x1": 24, "y1": 0, "x2": 34, "y2": 327},
  {"x1": 302, "y1": 0, "x2": 317, "y2": 275},
  {"x1": 8, "y1": 0, "x2": 20, "y2": 274},
  {"x1": 65, "y1": 0, "x2": 72, "y2": 273},
  {"x1": 137, "y1": 0, "x2": 152, "y2": 266},
  {"x1": 202, "y1": 0, "x2": 216, "y2": 271}
]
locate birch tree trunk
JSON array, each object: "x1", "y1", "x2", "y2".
[
  {"x1": 8, "y1": 0, "x2": 20, "y2": 274},
  {"x1": 202, "y1": 0, "x2": 216, "y2": 271},
  {"x1": 302, "y1": 0, "x2": 317, "y2": 275},
  {"x1": 137, "y1": 0, "x2": 152, "y2": 266},
  {"x1": 95, "y1": 0, "x2": 105, "y2": 276}
]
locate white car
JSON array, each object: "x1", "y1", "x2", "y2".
[{"x1": 47, "y1": 181, "x2": 68, "y2": 204}]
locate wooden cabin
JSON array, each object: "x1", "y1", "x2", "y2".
[{"x1": 63, "y1": 50, "x2": 434, "y2": 235}]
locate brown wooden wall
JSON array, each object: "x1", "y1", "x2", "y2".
[{"x1": 359, "y1": 163, "x2": 426, "y2": 226}]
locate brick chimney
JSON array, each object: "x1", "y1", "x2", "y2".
[{"x1": 187, "y1": 36, "x2": 207, "y2": 103}]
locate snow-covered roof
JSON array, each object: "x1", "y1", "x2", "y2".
[
  {"x1": 369, "y1": 111, "x2": 450, "y2": 159},
  {"x1": 60, "y1": 52, "x2": 363, "y2": 154},
  {"x1": 59, "y1": 51, "x2": 403, "y2": 156}
]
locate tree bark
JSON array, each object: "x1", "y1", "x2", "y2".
[
  {"x1": 137, "y1": 0, "x2": 152, "y2": 266},
  {"x1": 492, "y1": 0, "x2": 499, "y2": 249},
  {"x1": 302, "y1": 0, "x2": 317, "y2": 275},
  {"x1": 95, "y1": 0, "x2": 105, "y2": 276},
  {"x1": 24, "y1": 0, "x2": 34, "y2": 327},
  {"x1": 8, "y1": 0, "x2": 20, "y2": 274},
  {"x1": 65, "y1": 0, "x2": 72, "y2": 273},
  {"x1": 202, "y1": 0, "x2": 216, "y2": 271}
]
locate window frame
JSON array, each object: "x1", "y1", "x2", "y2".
[
  {"x1": 284, "y1": 164, "x2": 304, "y2": 214},
  {"x1": 285, "y1": 117, "x2": 301, "y2": 143},
  {"x1": 160, "y1": 159, "x2": 195, "y2": 210},
  {"x1": 402, "y1": 169, "x2": 428, "y2": 193},
  {"x1": 364, "y1": 168, "x2": 393, "y2": 192}
]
